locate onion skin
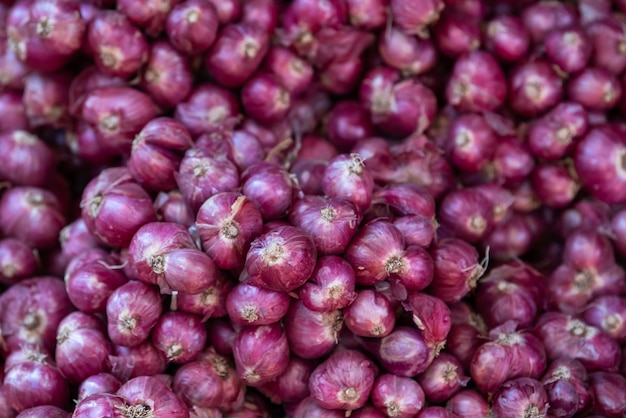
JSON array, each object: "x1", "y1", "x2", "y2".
[
  {"x1": 245, "y1": 225, "x2": 317, "y2": 292},
  {"x1": 117, "y1": 376, "x2": 190, "y2": 418},
  {"x1": 308, "y1": 349, "x2": 377, "y2": 411},
  {"x1": 232, "y1": 323, "x2": 290, "y2": 386}
]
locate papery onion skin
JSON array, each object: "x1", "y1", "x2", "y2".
[
  {"x1": 116, "y1": 376, "x2": 190, "y2": 418},
  {"x1": 371, "y1": 373, "x2": 425, "y2": 418},
  {"x1": 245, "y1": 225, "x2": 317, "y2": 292},
  {"x1": 308, "y1": 349, "x2": 377, "y2": 411},
  {"x1": 232, "y1": 323, "x2": 290, "y2": 386},
  {"x1": 285, "y1": 299, "x2": 343, "y2": 360},
  {"x1": 77, "y1": 373, "x2": 122, "y2": 402},
  {"x1": 106, "y1": 280, "x2": 163, "y2": 347}
]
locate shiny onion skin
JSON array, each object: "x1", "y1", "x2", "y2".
[
  {"x1": 245, "y1": 225, "x2": 317, "y2": 292},
  {"x1": 308, "y1": 349, "x2": 377, "y2": 411}
]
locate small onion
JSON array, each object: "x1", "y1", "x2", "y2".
[
  {"x1": 0, "y1": 238, "x2": 38, "y2": 285},
  {"x1": 77, "y1": 373, "x2": 122, "y2": 402},
  {"x1": 226, "y1": 281, "x2": 291, "y2": 326},
  {"x1": 109, "y1": 340, "x2": 167, "y2": 382},
  {"x1": 152, "y1": 311, "x2": 207, "y2": 364},
  {"x1": 491, "y1": 377, "x2": 549, "y2": 418},
  {"x1": 344, "y1": 289, "x2": 395, "y2": 338},
  {"x1": 196, "y1": 192, "x2": 263, "y2": 271},
  {"x1": 166, "y1": 0, "x2": 220, "y2": 55},
  {"x1": 285, "y1": 299, "x2": 343, "y2": 359},
  {"x1": 116, "y1": 376, "x2": 189, "y2": 418},
  {"x1": 106, "y1": 280, "x2": 163, "y2": 347},
  {"x1": 232, "y1": 323, "x2": 290, "y2": 386},
  {"x1": 309, "y1": 349, "x2": 376, "y2": 411},
  {"x1": 245, "y1": 225, "x2": 317, "y2": 292},
  {"x1": 371, "y1": 374, "x2": 425, "y2": 418}
]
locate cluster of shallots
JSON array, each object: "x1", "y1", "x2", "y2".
[{"x1": 2, "y1": 0, "x2": 626, "y2": 417}]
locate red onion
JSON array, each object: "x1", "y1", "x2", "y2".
[
  {"x1": 241, "y1": 162, "x2": 294, "y2": 221},
  {"x1": 491, "y1": 377, "x2": 549, "y2": 417},
  {"x1": 174, "y1": 83, "x2": 240, "y2": 137},
  {"x1": 79, "y1": 86, "x2": 160, "y2": 155},
  {"x1": 589, "y1": 372, "x2": 626, "y2": 417},
  {"x1": 378, "y1": 27, "x2": 437, "y2": 76},
  {"x1": 64, "y1": 249, "x2": 128, "y2": 313},
  {"x1": 345, "y1": 220, "x2": 405, "y2": 286},
  {"x1": 152, "y1": 311, "x2": 206, "y2": 364},
  {"x1": 22, "y1": 71, "x2": 70, "y2": 128},
  {"x1": 243, "y1": 73, "x2": 291, "y2": 125},
  {"x1": 344, "y1": 289, "x2": 395, "y2": 338},
  {"x1": 72, "y1": 393, "x2": 126, "y2": 418},
  {"x1": 475, "y1": 261, "x2": 545, "y2": 329},
  {"x1": 484, "y1": 16, "x2": 530, "y2": 63},
  {"x1": 527, "y1": 102, "x2": 588, "y2": 160},
  {"x1": 205, "y1": 22, "x2": 269, "y2": 88},
  {"x1": 611, "y1": 208, "x2": 626, "y2": 257},
  {"x1": 535, "y1": 312, "x2": 621, "y2": 372},
  {"x1": 205, "y1": 0, "x2": 240, "y2": 23},
  {"x1": 117, "y1": 0, "x2": 177, "y2": 37},
  {"x1": 309, "y1": 349, "x2": 376, "y2": 411},
  {"x1": 265, "y1": 46, "x2": 314, "y2": 97},
  {"x1": 403, "y1": 292, "x2": 451, "y2": 353},
  {"x1": 361, "y1": 326, "x2": 433, "y2": 377},
  {"x1": 176, "y1": 147, "x2": 240, "y2": 213},
  {"x1": 389, "y1": 0, "x2": 443, "y2": 37},
  {"x1": 109, "y1": 340, "x2": 167, "y2": 382},
  {"x1": 285, "y1": 299, "x2": 343, "y2": 359},
  {"x1": 568, "y1": 67, "x2": 622, "y2": 111},
  {"x1": 195, "y1": 192, "x2": 263, "y2": 270},
  {"x1": 177, "y1": 274, "x2": 231, "y2": 321},
  {"x1": 127, "y1": 221, "x2": 197, "y2": 285},
  {"x1": 581, "y1": 295, "x2": 626, "y2": 343},
  {"x1": 470, "y1": 321, "x2": 547, "y2": 395},
  {"x1": 293, "y1": 397, "x2": 345, "y2": 418},
  {"x1": 55, "y1": 312, "x2": 111, "y2": 383},
  {"x1": 258, "y1": 356, "x2": 313, "y2": 405},
  {"x1": 371, "y1": 374, "x2": 425, "y2": 418},
  {"x1": 521, "y1": 1, "x2": 577, "y2": 44},
  {"x1": 166, "y1": 0, "x2": 219, "y2": 55},
  {"x1": 241, "y1": 0, "x2": 279, "y2": 33},
  {"x1": 0, "y1": 91, "x2": 28, "y2": 133},
  {"x1": 77, "y1": 373, "x2": 122, "y2": 401},
  {"x1": 80, "y1": 167, "x2": 157, "y2": 248},
  {"x1": 157, "y1": 247, "x2": 219, "y2": 294},
  {"x1": 532, "y1": 163, "x2": 579, "y2": 208},
  {"x1": 0, "y1": 40, "x2": 29, "y2": 91},
  {"x1": 59, "y1": 218, "x2": 99, "y2": 262},
  {"x1": 322, "y1": 153, "x2": 374, "y2": 212},
  {"x1": 446, "y1": 113, "x2": 497, "y2": 173},
  {"x1": 433, "y1": 10, "x2": 481, "y2": 58},
  {"x1": 106, "y1": 280, "x2": 163, "y2": 347},
  {"x1": 115, "y1": 376, "x2": 189, "y2": 418},
  {"x1": 245, "y1": 225, "x2": 316, "y2": 292},
  {"x1": 289, "y1": 196, "x2": 360, "y2": 255},
  {"x1": 509, "y1": 60, "x2": 563, "y2": 117},
  {"x1": 128, "y1": 117, "x2": 192, "y2": 191},
  {"x1": 587, "y1": 17, "x2": 626, "y2": 75},
  {"x1": 15, "y1": 406, "x2": 69, "y2": 418},
  {"x1": 3, "y1": 345, "x2": 69, "y2": 412},
  {"x1": 428, "y1": 238, "x2": 484, "y2": 303},
  {"x1": 439, "y1": 188, "x2": 493, "y2": 243},
  {"x1": 6, "y1": 0, "x2": 85, "y2": 72},
  {"x1": 226, "y1": 281, "x2": 290, "y2": 325},
  {"x1": 445, "y1": 390, "x2": 490, "y2": 418},
  {"x1": 319, "y1": 56, "x2": 364, "y2": 95},
  {"x1": 140, "y1": 40, "x2": 193, "y2": 108},
  {"x1": 298, "y1": 256, "x2": 356, "y2": 312},
  {"x1": 0, "y1": 276, "x2": 73, "y2": 353},
  {"x1": 87, "y1": 11, "x2": 148, "y2": 78},
  {"x1": 233, "y1": 323, "x2": 290, "y2": 386},
  {"x1": 393, "y1": 215, "x2": 436, "y2": 248},
  {"x1": 326, "y1": 101, "x2": 375, "y2": 151},
  {"x1": 173, "y1": 348, "x2": 245, "y2": 411},
  {"x1": 0, "y1": 186, "x2": 65, "y2": 249},
  {"x1": 67, "y1": 66, "x2": 127, "y2": 117},
  {"x1": 545, "y1": 27, "x2": 591, "y2": 75},
  {"x1": 373, "y1": 183, "x2": 436, "y2": 218},
  {"x1": 0, "y1": 238, "x2": 38, "y2": 285},
  {"x1": 474, "y1": 184, "x2": 515, "y2": 225},
  {"x1": 417, "y1": 353, "x2": 468, "y2": 403},
  {"x1": 541, "y1": 358, "x2": 590, "y2": 418},
  {"x1": 446, "y1": 51, "x2": 507, "y2": 112}
]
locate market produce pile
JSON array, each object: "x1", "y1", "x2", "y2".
[{"x1": 2, "y1": 0, "x2": 626, "y2": 416}]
